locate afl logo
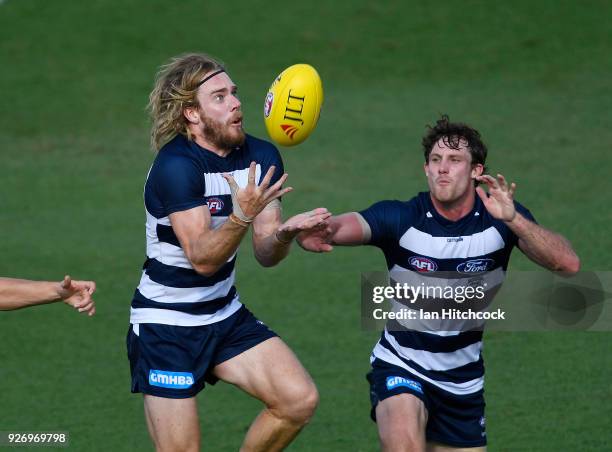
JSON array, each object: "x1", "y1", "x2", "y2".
[
  {"x1": 207, "y1": 197, "x2": 224, "y2": 214},
  {"x1": 409, "y1": 256, "x2": 438, "y2": 272},
  {"x1": 457, "y1": 259, "x2": 495, "y2": 273},
  {"x1": 264, "y1": 92, "x2": 274, "y2": 117}
]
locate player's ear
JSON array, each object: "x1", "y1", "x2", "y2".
[
  {"x1": 423, "y1": 161, "x2": 429, "y2": 177},
  {"x1": 183, "y1": 106, "x2": 199, "y2": 125},
  {"x1": 471, "y1": 163, "x2": 484, "y2": 179}
]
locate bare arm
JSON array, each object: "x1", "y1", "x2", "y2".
[
  {"x1": 297, "y1": 212, "x2": 371, "y2": 252},
  {"x1": 476, "y1": 174, "x2": 580, "y2": 274},
  {"x1": 0, "y1": 275, "x2": 96, "y2": 315},
  {"x1": 170, "y1": 206, "x2": 250, "y2": 275},
  {"x1": 509, "y1": 214, "x2": 580, "y2": 273},
  {"x1": 252, "y1": 203, "x2": 331, "y2": 267},
  {"x1": 171, "y1": 162, "x2": 291, "y2": 276}
]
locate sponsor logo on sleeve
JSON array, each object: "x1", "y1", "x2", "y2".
[
  {"x1": 149, "y1": 370, "x2": 195, "y2": 389},
  {"x1": 385, "y1": 376, "x2": 423, "y2": 394},
  {"x1": 456, "y1": 258, "x2": 495, "y2": 273},
  {"x1": 409, "y1": 256, "x2": 438, "y2": 272}
]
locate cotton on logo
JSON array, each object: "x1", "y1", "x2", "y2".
[
  {"x1": 207, "y1": 197, "x2": 224, "y2": 214},
  {"x1": 409, "y1": 256, "x2": 438, "y2": 272}
]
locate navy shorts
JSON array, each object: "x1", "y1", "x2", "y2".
[
  {"x1": 126, "y1": 305, "x2": 277, "y2": 398},
  {"x1": 367, "y1": 359, "x2": 486, "y2": 448}
]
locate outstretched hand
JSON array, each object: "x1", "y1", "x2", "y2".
[
  {"x1": 296, "y1": 223, "x2": 334, "y2": 253},
  {"x1": 276, "y1": 208, "x2": 331, "y2": 244},
  {"x1": 475, "y1": 174, "x2": 516, "y2": 222},
  {"x1": 223, "y1": 162, "x2": 292, "y2": 222},
  {"x1": 58, "y1": 275, "x2": 96, "y2": 316}
]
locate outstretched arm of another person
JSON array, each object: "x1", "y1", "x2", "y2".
[
  {"x1": 0, "y1": 275, "x2": 96, "y2": 315},
  {"x1": 252, "y1": 203, "x2": 331, "y2": 267},
  {"x1": 297, "y1": 212, "x2": 371, "y2": 252}
]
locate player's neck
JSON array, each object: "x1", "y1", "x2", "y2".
[
  {"x1": 192, "y1": 134, "x2": 233, "y2": 158},
  {"x1": 430, "y1": 189, "x2": 475, "y2": 222}
]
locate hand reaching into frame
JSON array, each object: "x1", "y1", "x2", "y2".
[
  {"x1": 58, "y1": 275, "x2": 96, "y2": 316},
  {"x1": 296, "y1": 224, "x2": 334, "y2": 253},
  {"x1": 276, "y1": 208, "x2": 332, "y2": 244}
]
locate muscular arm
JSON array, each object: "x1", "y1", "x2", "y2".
[
  {"x1": 252, "y1": 205, "x2": 290, "y2": 267},
  {"x1": 170, "y1": 206, "x2": 249, "y2": 276},
  {"x1": 328, "y1": 212, "x2": 371, "y2": 245},
  {"x1": 0, "y1": 276, "x2": 96, "y2": 315},
  {"x1": 0, "y1": 278, "x2": 65, "y2": 309},
  {"x1": 297, "y1": 212, "x2": 370, "y2": 252},
  {"x1": 508, "y1": 213, "x2": 580, "y2": 274}
]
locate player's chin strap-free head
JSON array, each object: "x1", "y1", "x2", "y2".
[{"x1": 195, "y1": 69, "x2": 225, "y2": 88}]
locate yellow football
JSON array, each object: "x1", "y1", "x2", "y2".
[{"x1": 263, "y1": 64, "x2": 323, "y2": 147}]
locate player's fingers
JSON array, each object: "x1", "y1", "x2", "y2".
[
  {"x1": 247, "y1": 161, "x2": 257, "y2": 185},
  {"x1": 310, "y1": 207, "x2": 330, "y2": 216},
  {"x1": 484, "y1": 175, "x2": 498, "y2": 187},
  {"x1": 509, "y1": 182, "x2": 517, "y2": 197},
  {"x1": 259, "y1": 165, "x2": 276, "y2": 189},
  {"x1": 305, "y1": 212, "x2": 332, "y2": 227},
  {"x1": 264, "y1": 173, "x2": 289, "y2": 199},
  {"x1": 497, "y1": 174, "x2": 508, "y2": 191},
  {"x1": 82, "y1": 303, "x2": 96, "y2": 316},
  {"x1": 222, "y1": 173, "x2": 240, "y2": 193},
  {"x1": 75, "y1": 280, "x2": 96, "y2": 294},
  {"x1": 73, "y1": 292, "x2": 92, "y2": 308},
  {"x1": 61, "y1": 275, "x2": 71, "y2": 289},
  {"x1": 78, "y1": 302, "x2": 94, "y2": 313},
  {"x1": 475, "y1": 186, "x2": 488, "y2": 202},
  {"x1": 476, "y1": 175, "x2": 496, "y2": 188},
  {"x1": 268, "y1": 187, "x2": 293, "y2": 201}
]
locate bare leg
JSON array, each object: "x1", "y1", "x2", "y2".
[
  {"x1": 376, "y1": 393, "x2": 428, "y2": 452},
  {"x1": 213, "y1": 337, "x2": 319, "y2": 452},
  {"x1": 143, "y1": 395, "x2": 200, "y2": 452}
]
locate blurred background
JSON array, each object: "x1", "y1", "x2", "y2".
[{"x1": 1, "y1": 0, "x2": 610, "y2": 450}]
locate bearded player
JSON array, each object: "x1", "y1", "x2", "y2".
[
  {"x1": 298, "y1": 116, "x2": 579, "y2": 451},
  {"x1": 127, "y1": 53, "x2": 330, "y2": 451}
]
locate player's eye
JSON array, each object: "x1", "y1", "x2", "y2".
[{"x1": 213, "y1": 94, "x2": 224, "y2": 102}]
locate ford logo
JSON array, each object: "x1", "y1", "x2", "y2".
[{"x1": 456, "y1": 258, "x2": 495, "y2": 273}]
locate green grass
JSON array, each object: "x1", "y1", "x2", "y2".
[{"x1": 1, "y1": 0, "x2": 611, "y2": 450}]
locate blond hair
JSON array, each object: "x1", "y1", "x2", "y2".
[{"x1": 147, "y1": 53, "x2": 224, "y2": 150}]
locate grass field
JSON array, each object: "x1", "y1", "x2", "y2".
[{"x1": 1, "y1": 1, "x2": 611, "y2": 450}]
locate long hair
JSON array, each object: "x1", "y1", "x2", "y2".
[{"x1": 147, "y1": 53, "x2": 224, "y2": 151}]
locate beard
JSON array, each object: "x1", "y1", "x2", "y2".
[{"x1": 199, "y1": 111, "x2": 245, "y2": 151}]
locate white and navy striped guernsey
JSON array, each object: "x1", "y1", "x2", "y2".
[
  {"x1": 360, "y1": 192, "x2": 536, "y2": 395},
  {"x1": 130, "y1": 134, "x2": 284, "y2": 327}
]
